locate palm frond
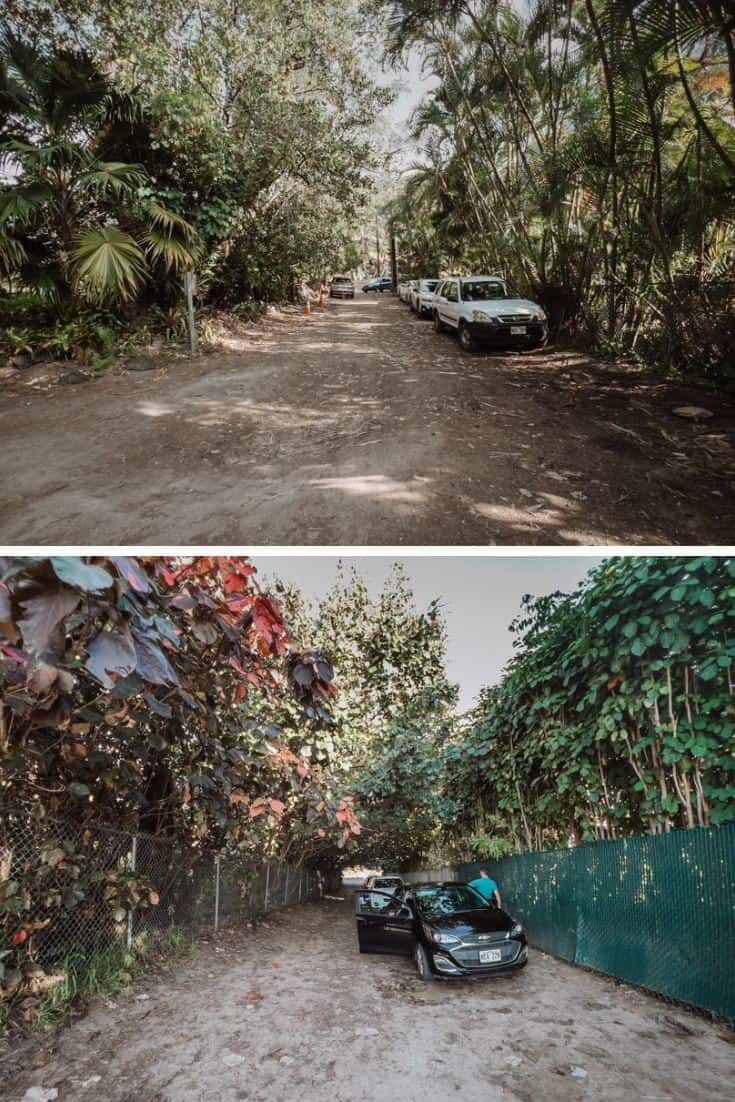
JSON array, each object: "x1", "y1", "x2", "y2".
[
  {"x1": 141, "y1": 225, "x2": 199, "y2": 271},
  {"x1": 71, "y1": 224, "x2": 147, "y2": 302},
  {"x1": 141, "y1": 202, "x2": 199, "y2": 270},
  {"x1": 0, "y1": 230, "x2": 27, "y2": 277},
  {"x1": 144, "y1": 202, "x2": 197, "y2": 242},
  {"x1": 2, "y1": 137, "x2": 82, "y2": 169},
  {"x1": 0, "y1": 182, "x2": 53, "y2": 225},
  {"x1": 78, "y1": 160, "x2": 146, "y2": 197}
]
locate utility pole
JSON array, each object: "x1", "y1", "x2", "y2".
[
  {"x1": 390, "y1": 225, "x2": 398, "y2": 291},
  {"x1": 375, "y1": 217, "x2": 381, "y2": 276}
]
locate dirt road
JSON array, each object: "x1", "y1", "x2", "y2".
[
  {"x1": 3, "y1": 895, "x2": 733, "y2": 1102},
  {"x1": 1, "y1": 293, "x2": 734, "y2": 545}
]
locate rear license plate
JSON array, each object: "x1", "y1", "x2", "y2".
[
  {"x1": 510, "y1": 326, "x2": 527, "y2": 335},
  {"x1": 479, "y1": 948, "x2": 502, "y2": 964}
]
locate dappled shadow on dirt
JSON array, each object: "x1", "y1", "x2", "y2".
[
  {"x1": 1, "y1": 294, "x2": 733, "y2": 544},
  {"x1": 3, "y1": 895, "x2": 733, "y2": 1102}
]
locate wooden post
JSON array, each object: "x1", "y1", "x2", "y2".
[
  {"x1": 184, "y1": 271, "x2": 197, "y2": 354},
  {"x1": 214, "y1": 854, "x2": 221, "y2": 931},
  {"x1": 126, "y1": 835, "x2": 137, "y2": 950}
]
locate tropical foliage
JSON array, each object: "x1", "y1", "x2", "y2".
[
  {"x1": 287, "y1": 555, "x2": 734, "y2": 868},
  {"x1": 0, "y1": 1, "x2": 388, "y2": 356},
  {"x1": 368, "y1": 0, "x2": 735, "y2": 380},
  {"x1": 254, "y1": 566, "x2": 459, "y2": 869},
  {"x1": 442, "y1": 556, "x2": 735, "y2": 857},
  {"x1": 0, "y1": 555, "x2": 362, "y2": 853},
  {"x1": 0, "y1": 33, "x2": 198, "y2": 305}
]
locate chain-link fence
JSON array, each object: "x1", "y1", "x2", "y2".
[
  {"x1": 458, "y1": 823, "x2": 735, "y2": 1021},
  {"x1": 0, "y1": 806, "x2": 318, "y2": 984}
]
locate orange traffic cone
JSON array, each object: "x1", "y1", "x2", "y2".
[
  {"x1": 318, "y1": 290, "x2": 325, "y2": 307},
  {"x1": 303, "y1": 301, "x2": 312, "y2": 316}
]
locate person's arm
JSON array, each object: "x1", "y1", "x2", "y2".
[{"x1": 493, "y1": 889, "x2": 501, "y2": 908}]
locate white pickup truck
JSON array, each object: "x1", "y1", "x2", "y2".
[{"x1": 432, "y1": 275, "x2": 547, "y2": 351}]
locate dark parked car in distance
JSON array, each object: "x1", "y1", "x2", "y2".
[
  {"x1": 362, "y1": 276, "x2": 393, "y2": 293},
  {"x1": 354, "y1": 881, "x2": 528, "y2": 981}
]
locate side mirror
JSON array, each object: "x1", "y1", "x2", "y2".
[{"x1": 399, "y1": 905, "x2": 413, "y2": 918}]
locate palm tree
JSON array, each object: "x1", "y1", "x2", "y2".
[{"x1": 0, "y1": 29, "x2": 198, "y2": 305}]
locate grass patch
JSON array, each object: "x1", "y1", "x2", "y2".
[{"x1": 1, "y1": 927, "x2": 191, "y2": 1036}]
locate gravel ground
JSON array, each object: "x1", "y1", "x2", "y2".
[
  {"x1": 1, "y1": 293, "x2": 734, "y2": 545},
  {"x1": 2, "y1": 895, "x2": 734, "y2": 1102}
]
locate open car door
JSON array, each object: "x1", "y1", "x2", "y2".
[{"x1": 354, "y1": 890, "x2": 414, "y2": 956}]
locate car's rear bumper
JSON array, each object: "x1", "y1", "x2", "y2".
[
  {"x1": 330, "y1": 290, "x2": 354, "y2": 298},
  {"x1": 466, "y1": 320, "x2": 547, "y2": 346}
]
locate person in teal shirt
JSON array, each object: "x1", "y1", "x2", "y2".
[{"x1": 468, "y1": 868, "x2": 502, "y2": 908}]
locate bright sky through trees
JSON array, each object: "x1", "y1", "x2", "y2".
[{"x1": 262, "y1": 556, "x2": 603, "y2": 710}]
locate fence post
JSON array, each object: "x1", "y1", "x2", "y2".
[
  {"x1": 284, "y1": 864, "x2": 289, "y2": 906},
  {"x1": 214, "y1": 854, "x2": 221, "y2": 932},
  {"x1": 184, "y1": 271, "x2": 197, "y2": 354},
  {"x1": 264, "y1": 861, "x2": 270, "y2": 912},
  {"x1": 298, "y1": 868, "x2": 303, "y2": 902},
  {"x1": 126, "y1": 834, "x2": 138, "y2": 951}
]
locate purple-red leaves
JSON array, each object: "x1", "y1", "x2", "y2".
[
  {"x1": 86, "y1": 627, "x2": 136, "y2": 687},
  {"x1": 18, "y1": 587, "x2": 80, "y2": 658}
]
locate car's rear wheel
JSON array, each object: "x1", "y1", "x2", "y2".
[
  {"x1": 458, "y1": 321, "x2": 477, "y2": 352},
  {"x1": 414, "y1": 942, "x2": 434, "y2": 982},
  {"x1": 433, "y1": 311, "x2": 446, "y2": 334}
]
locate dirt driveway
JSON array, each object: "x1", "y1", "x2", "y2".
[
  {"x1": 1, "y1": 293, "x2": 734, "y2": 545},
  {"x1": 3, "y1": 895, "x2": 733, "y2": 1102}
]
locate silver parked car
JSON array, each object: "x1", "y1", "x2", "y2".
[
  {"x1": 410, "y1": 279, "x2": 440, "y2": 317},
  {"x1": 329, "y1": 274, "x2": 355, "y2": 299},
  {"x1": 398, "y1": 279, "x2": 417, "y2": 303}
]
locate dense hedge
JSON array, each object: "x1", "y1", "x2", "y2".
[{"x1": 442, "y1": 557, "x2": 735, "y2": 853}]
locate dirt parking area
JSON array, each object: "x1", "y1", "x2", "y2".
[
  {"x1": 1, "y1": 294, "x2": 734, "y2": 545},
  {"x1": 2, "y1": 895, "x2": 733, "y2": 1102}
]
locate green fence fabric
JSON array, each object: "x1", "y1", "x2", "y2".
[{"x1": 458, "y1": 824, "x2": 735, "y2": 1021}]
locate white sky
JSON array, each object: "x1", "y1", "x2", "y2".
[{"x1": 260, "y1": 556, "x2": 603, "y2": 711}]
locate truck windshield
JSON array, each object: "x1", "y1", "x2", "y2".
[{"x1": 461, "y1": 280, "x2": 507, "y2": 301}]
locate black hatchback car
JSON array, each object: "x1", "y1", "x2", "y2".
[{"x1": 354, "y1": 881, "x2": 528, "y2": 981}]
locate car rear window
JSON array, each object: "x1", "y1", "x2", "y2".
[
  {"x1": 423, "y1": 281, "x2": 438, "y2": 291},
  {"x1": 374, "y1": 877, "x2": 401, "y2": 889},
  {"x1": 333, "y1": 277, "x2": 352, "y2": 283}
]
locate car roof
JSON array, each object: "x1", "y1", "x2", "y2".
[
  {"x1": 410, "y1": 880, "x2": 468, "y2": 889},
  {"x1": 461, "y1": 274, "x2": 506, "y2": 282}
]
